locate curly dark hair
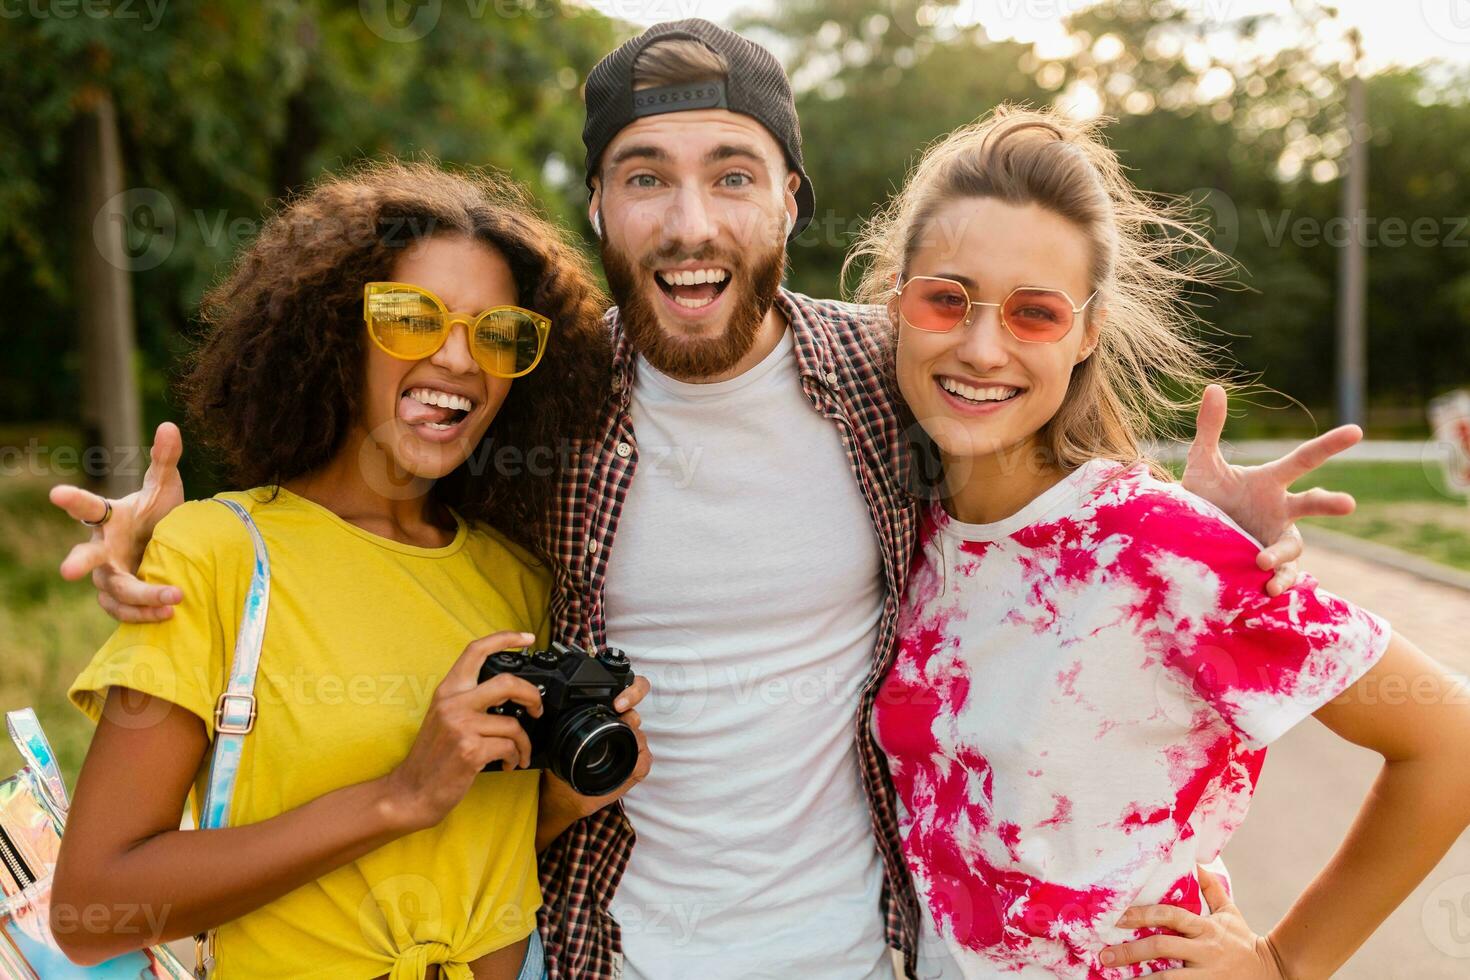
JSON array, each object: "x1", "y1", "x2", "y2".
[{"x1": 180, "y1": 159, "x2": 612, "y2": 555}]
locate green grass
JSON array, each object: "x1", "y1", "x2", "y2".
[
  {"x1": 1302, "y1": 508, "x2": 1470, "y2": 571},
  {"x1": 1286, "y1": 460, "x2": 1460, "y2": 503},
  {"x1": 1278, "y1": 462, "x2": 1470, "y2": 572},
  {"x1": 0, "y1": 474, "x2": 117, "y2": 784}
]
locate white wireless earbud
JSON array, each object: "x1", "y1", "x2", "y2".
[
  {"x1": 784, "y1": 211, "x2": 795, "y2": 237},
  {"x1": 591, "y1": 209, "x2": 603, "y2": 237}
]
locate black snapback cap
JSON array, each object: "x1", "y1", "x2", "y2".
[{"x1": 582, "y1": 18, "x2": 815, "y2": 240}]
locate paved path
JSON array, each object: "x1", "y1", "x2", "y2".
[{"x1": 1224, "y1": 544, "x2": 1470, "y2": 977}]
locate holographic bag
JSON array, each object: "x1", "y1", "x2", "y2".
[
  {"x1": 0, "y1": 708, "x2": 192, "y2": 979},
  {"x1": 0, "y1": 497, "x2": 269, "y2": 979}
]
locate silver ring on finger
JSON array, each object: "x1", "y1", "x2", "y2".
[{"x1": 80, "y1": 499, "x2": 113, "y2": 528}]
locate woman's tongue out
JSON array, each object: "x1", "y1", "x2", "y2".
[{"x1": 399, "y1": 393, "x2": 458, "y2": 427}]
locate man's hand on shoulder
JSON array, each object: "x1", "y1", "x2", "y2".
[
  {"x1": 1182, "y1": 385, "x2": 1361, "y2": 597},
  {"x1": 50, "y1": 422, "x2": 187, "y2": 623}
]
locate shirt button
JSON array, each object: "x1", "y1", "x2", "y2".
[
  {"x1": 825, "y1": 371, "x2": 839, "y2": 386},
  {"x1": 587, "y1": 539, "x2": 599, "y2": 555},
  {"x1": 616, "y1": 442, "x2": 632, "y2": 458}
]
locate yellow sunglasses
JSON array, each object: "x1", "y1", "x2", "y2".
[{"x1": 364, "y1": 281, "x2": 551, "y2": 379}]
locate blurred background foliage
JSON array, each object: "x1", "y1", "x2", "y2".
[
  {"x1": 3, "y1": 0, "x2": 1469, "y2": 461},
  {"x1": 755, "y1": 0, "x2": 1470, "y2": 429}
]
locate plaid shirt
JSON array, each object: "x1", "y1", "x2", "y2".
[{"x1": 536, "y1": 288, "x2": 921, "y2": 979}]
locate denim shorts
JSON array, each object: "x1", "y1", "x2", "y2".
[{"x1": 516, "y1": 928, "x2": 547, "y2": 980}]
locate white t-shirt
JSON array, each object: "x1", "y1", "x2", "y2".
[
  {"x1": 875, "y1": 459, "x2": 1390, "y2": 979},
  {"x1": 604, "y1": 329, "x2": 891, "y2": 980}
]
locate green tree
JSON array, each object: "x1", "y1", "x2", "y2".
[{"x1": 2, "y1": 0, "x2": 622, "y2": 487}]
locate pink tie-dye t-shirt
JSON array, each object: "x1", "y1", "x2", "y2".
[{"x1": 874, "y1": 459, "x2": 1389, "y2": 979}]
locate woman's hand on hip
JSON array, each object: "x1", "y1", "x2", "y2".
[{"x1": 1099, "y1": 866, "x2": 1290, "y2": 978}]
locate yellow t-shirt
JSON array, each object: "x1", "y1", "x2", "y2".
[{"x1": 69, "y1": 487, "x2": 550, "y2": 979}]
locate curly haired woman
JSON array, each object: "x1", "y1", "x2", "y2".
[{"x1": 49, "y1": 161, "x2": 649, "y2": 979}]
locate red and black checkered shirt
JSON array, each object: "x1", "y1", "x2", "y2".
[{"x1": 536, "y1": 288, "x2": 921, "y2": 979}]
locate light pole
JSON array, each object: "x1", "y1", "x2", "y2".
[{"x1": 1335, "y1": 27, "x2": 1367, "y2": 428}]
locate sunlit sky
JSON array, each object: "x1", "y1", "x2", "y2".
[{"x1": 580, "y1": 0, "x2": 1470, "y2": 73}]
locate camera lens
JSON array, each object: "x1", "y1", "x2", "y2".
[{"x1": 549, "y1": 705, "x2": 638, "y2": 796}]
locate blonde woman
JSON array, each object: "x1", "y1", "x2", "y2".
[{"x1": 859, "y1": 107, "x2": 1470, "y2": 978}]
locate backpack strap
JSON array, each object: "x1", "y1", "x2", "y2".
[
  {"x1": 5, "y1": 707, "x2": 69, "y2": 815},
  {"x1": 194, "y1": 496, "x2": 271, "y2": 977}
]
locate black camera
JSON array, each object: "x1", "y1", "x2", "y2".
[{"x1": 478, "y1": 641, "x2": 639, "y2": 796}]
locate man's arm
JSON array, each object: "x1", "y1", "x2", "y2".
[
  {"x1": 50, "y1": 421, "x2": 186, "y2": 622},
  {"x1": 1181, "y1": 385, "x2": 1362, "y2": 596}
]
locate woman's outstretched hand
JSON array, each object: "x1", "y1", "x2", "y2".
[
  {"x1": 50, "y1": 421, "x2": 186, "y2": 622},
  {"x1": 1182, "y1": 384, "x2": 1361, "y2": 596},
  {"x1": 1099, "y1": 865, "x2": 1289, "y2": 978}
]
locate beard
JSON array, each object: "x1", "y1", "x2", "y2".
[{"x1": 601, "y1": 234, "x2": 785, "y2": 381}]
